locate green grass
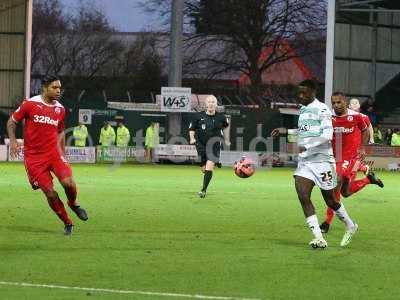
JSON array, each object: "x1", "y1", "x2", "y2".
[{"x1": 0, "y1": 162, "x2": 399, "y2": 300}]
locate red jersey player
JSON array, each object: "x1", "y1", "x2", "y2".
[
  {"x1": 320, "y1": 92, "x2": 383, "y2": 233},
  {"x1": 7, "y1": 76, "x2": 88, "y2": 235}
]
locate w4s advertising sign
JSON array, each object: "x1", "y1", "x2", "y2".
[{"x1": 161, "y1": 87, "x2": 191, "y2": 112}]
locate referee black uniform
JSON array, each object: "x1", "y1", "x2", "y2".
[{"x1": 189, "y1": 111, "x2": 229, "y2": 166}]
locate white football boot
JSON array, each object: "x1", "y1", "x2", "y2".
[
  {"x1": 340, "y1": 223, "x2": 358, "y2": 247},
  {"x1": 309, "y1": 237, "x2": 328, "y2": 249}
]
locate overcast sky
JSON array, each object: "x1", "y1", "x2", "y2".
[{"x1": 60, "y1": 0, "x2": 162, "y2": 32}]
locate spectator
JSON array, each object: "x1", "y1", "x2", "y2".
[
  {"x1": 349, "y1": 98, "x2": 374, "y2": 144},
  {"x1": 116, "y1": 121, "x2": 130, "y2": 147},
  {"x1": 391, "y1": 128, "x2": 400, "y2": 146},
  {"x1": 366, "y1": 106, "x2": 377, "y2": 126},
  {"x1": 73, "y1": 122, "x2": 88, "y2": 147},
  {"x1": 361, "y1": 97, "x2": 378, "y2": 126},
  {"x1": 373, "y1": 126, "x2": 383, "y2": 144},
  {"x1": 145, "y1": 122, "x2": 159, "y2": 162},
  {"x1": 99, "y1": 121, "x2": 115, "y2": 146},
  {"x1": 384, "y1": 128, "x2": 393, "y2": 145}
]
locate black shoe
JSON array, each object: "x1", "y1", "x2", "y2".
[
  {"x1": 198, "y1": 191, "x2": 206, "y2": 198},
  {"x1": 320, "y1": 221, "x2": 330, "y2": 234},
  {"x1": 216, "y1": 163, "x2": 222, "y2": 168},
  {"x1": 64, "y1": 224, "x2": 74, "y2": 235},
  {"x1": 367, "y1": 172, "x2": 384, "y2": 188},
  {"x1": 69, "y1": 205, "x2": 88, "y2": 221}
]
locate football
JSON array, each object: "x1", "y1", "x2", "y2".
[{"x1": 233, "y1": 157, "x2": 255, "y2": 178}]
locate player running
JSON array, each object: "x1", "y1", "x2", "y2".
[
  {"x1": 320, "y1": 92, "x2": 384, "y2": 233},
  {"x1": 272, "y1": 80, "x2": 358, "y2": 249},
  {"x1": 7, "y1": 76, "x2": 88, "y2": 235},
  {"x1": 189, "y1": 95, "x2": 230, "y2": 198}
]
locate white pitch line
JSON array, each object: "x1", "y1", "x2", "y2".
[{"x1": 0, "y1": 281, "x2": 262, "y2": 300}]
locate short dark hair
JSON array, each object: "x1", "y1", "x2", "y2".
[
  {"x1": 298, "y1": 80, "x2": 317, "y2": 91},
  {"x1": 332, "y1": 91, "x2": 346, "y2": 97},
  {"x1": 41, "y1": 75, "x2": 60, "y2": 87}
]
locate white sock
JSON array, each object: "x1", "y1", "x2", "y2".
[
  {"x1": 306, "y1": 215, "x2": 323, "y2": 239},
  {"x1": 334, "y1": 204, "x2": 355, "y2": 230}
]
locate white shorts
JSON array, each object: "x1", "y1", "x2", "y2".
[{"x1": 294, "y1": 161, "x2": 337, "y2": 190}]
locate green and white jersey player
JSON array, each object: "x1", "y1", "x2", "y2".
[{"x1": 272, "y1": 80, "x2": 358, "y2": 249}]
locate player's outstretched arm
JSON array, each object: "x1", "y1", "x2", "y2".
[{"x1": 6, "y1": 117, "x2": 19, "y2": 158}]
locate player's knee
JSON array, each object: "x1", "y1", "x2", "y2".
[
  {"x1": 341, "y1": 191, "x2": 351, "y2": 198},
  {"x1": 297, "y1": 191, "x2": 311, "y2": 203},
  {"x1": 61, "y1": 178, "x2": 75, "y2": 190},
  {"x1": 328, "y1": 201, "x2": 340, "y2": 210},
  {"x1": 44, "y1": 189, "x2": 58, "y2": 200}
]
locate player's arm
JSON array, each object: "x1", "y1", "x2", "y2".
[
  {"x1": 58, "y1": 131, "x2": 66, "y2": 155},
  {"x1": 6, "y1": 117, "x2": 19, "y2": 158},
  {"x1": 7, "y1": 101, "x2": 28, "y2": 158},
  {"x1": 57, "y1": 110, "x2": 66, "y2": 155},
  {"x1": 368, "y1": 123, "x2": 374, "y2": 144},
  {"x1": 358, "y1": 115, "x2": 369, "y2": 145}
]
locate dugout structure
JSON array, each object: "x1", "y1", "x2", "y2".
[{"x1": 0, "y1": 0, "x2": 32, "y2": 116}]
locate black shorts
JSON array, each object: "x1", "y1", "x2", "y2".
[{"x1": 196, "y1": 141, "x2": 222, "y2": 166}]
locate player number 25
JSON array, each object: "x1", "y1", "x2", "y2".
[{"x1": 320, "y1": 171, "x2": 333, "y2": 183}]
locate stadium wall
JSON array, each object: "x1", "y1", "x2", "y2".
[{"x1": 65, "y1": 107, "x2": 283, "y2": 152}]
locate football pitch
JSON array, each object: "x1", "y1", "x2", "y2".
[{"x1": 0, "y1": 162, "x2": 399, "y2": 300}]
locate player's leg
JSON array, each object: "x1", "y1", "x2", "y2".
[
  {"x1": 294, "y1": 175, "x2": 327, "y2": 248},
  {"x1": 357, "y1": 161, "x2": 369, "y2": 175},
  {"x1": 199, "y1": 160, "x2": 215, "y2": 197},
  {"x1": 320, "y1": 188, "x2": 358, "y2": 247},
  {"x1": 199, "y1": 141, "x2": 221, "y2": 198},
  {"x1": 60, "y1": 177, "x2": 88, "y2": 221},
  {"x1": 342, "y1": 158, "x2": 383, "y2": 197},
  {"x1": 342, "y1": 174, "x2": 383, "y2": 197},
  {"x1": 42, "y1": 188, "x2": 74, "y2": 235},
  {"x1": 52, "y1": 158, "x2": 88, "y2": 221},
  {"x1": 196, "y1": 142, "x2": 208, "y2": 198},
  {"x1": 25, "y1": 159, "x2": 73, "y2": 232},
  {"x1": 321, "y1": 176, "x2": 343, "y2": 233}
]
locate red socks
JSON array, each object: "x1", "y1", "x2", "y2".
[{"x1": 47, "y1": 196, "x2": 72, "y2": 225}]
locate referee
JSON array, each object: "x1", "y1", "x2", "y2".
[{"x1": 189, "y1": 95, "x2": 230, "y2": 198}]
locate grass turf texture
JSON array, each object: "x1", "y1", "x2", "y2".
[{"x1": 0, "y1": 162, "x2": 399, "y2": 300}]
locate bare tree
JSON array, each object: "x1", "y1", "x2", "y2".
[
  {"x1": 32, "y1": 0, "x2": 124, "y2": 91},
  {"x1": 122, "y1": 32, "x2": 165, "y2": 76},
  {"x1": 141, "y1": 0, "x2": 326, "y2": 102},
  {"x1": 31, "y1": 0, "x2": 69, "y2": 75}
]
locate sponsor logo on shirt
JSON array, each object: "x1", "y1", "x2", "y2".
[
  {"x1": 299, "y1": 124, "x2": 310, "y2": 132},
  {"x1": 33, "y1": 115, "x2": 59, "y2": 126},
  {"x1": 334, "y1": 127, "x2": 354, "y2": 133}
]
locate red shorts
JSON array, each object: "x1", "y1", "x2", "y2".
[
  {"x1": 336, "y1": 157, "x2": 362, "y2": 179},
  {"x1": 24, "y1": 154, "x2": 72, "y2": 192}
]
